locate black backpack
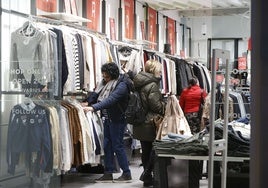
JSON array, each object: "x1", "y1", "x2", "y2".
[{"x1": 125, "y1": 90, "x2": 146, "y2": 125}]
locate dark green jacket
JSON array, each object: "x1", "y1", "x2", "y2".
[{"x1": 133, "y1": 72, "x2": 166, "y2": 141}]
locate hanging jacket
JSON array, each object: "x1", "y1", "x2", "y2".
[{"x1": 133, "y1": 71, "x2": 166, "y2": 141}]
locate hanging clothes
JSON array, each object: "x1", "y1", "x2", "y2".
[
  {"x1": 7, "y1": 101, "x2": 52, "y2": 176},
  {"x1": 9, "y1": 21, "x2": 47, "y2": 94}
]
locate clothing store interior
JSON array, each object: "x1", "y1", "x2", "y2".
[{"x1": 1, "y1": 0, "x2": 266, "y2": 187}]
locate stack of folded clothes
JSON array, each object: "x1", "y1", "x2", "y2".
[{"x1": 153, "y1": 130, "x2": 209, "y2": 156}]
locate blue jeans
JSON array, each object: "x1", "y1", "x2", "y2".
[{"x1": 103, "y1": 119, "x2": 131, "y2": 175}]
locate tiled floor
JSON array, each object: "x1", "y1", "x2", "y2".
[{"x1": 61, "y1": 155, "x2": 208, "y2": 188}]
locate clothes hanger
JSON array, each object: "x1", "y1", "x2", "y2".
[
  {"x1": 20, "y1": 97, "x2": 36, "y2": 111},
  {"x1": 20, "y1": 15, "x2": 37, "y2": 37},
  {"x1": 24, "y1": 97, "x2": 33, "y2": 105}
]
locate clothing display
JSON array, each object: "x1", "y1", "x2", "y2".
[
  {"x1": 7, "y1": 101, "x2": 52, "y2": 176},
  {"x1": 153, "y1": 131, "x2": 209, "y2": 156},
  {"x1": 213, "y1": 121, "x2": 250, "y2": 157},
  {"x1": 7, "y1": 99, "x2": 104, "y2": 177},
  {"x1": 9, "y1": 21, "x2": 47, "y2": 95},
  {"x1": 0, "y1": 1, "x2": 252, "y2": 187}
]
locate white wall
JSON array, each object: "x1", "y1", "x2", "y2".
[
  {"x1": 77, "y1": 1, "x2": 251, "y2": 62},
  {"x1": 186, "y1": 15, "x2": 250, "y2": 64},
  {"x1": 156, "y1": 9, "x2": 250, "y2": 62},
  {"x1": 211, "y1": 15, "x2": 250, "y2": 38},
  {"x1": 158, "y1": 10, "x2": 185, "y2": 54},
  {"x1": 105, "y1": 0, "x2": 145, "y2": 41},
  {"x1": 135, "y1": 1, "x2": 146, "y2": 40}
]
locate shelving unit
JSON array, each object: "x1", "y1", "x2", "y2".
[
  {"x1": 38, "y1": 12, "x2": 92, "y2": 23},
  {"x1": 157, "y1": 154, "x2": 249, "y2": 162}
]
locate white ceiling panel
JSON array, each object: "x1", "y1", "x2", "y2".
[{"x1": 138, "y1": 0, "x2": 250, "y2": 17}]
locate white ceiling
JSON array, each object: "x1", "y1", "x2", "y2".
[{"x1": 138, "y1": 0, "x2": 250, "y2": 17}]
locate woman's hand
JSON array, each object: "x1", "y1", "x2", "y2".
[
  {"x1": 83, "y1": 106, "x2": 94, "y2": 113},
  {"x1": 80, "y1": 102, "x2": 89, "y2": 107}
]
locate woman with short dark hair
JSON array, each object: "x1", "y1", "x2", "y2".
[{"x1": 82, "y1": 62, "x2": 133, "y2": 183}]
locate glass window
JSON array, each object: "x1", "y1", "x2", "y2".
[{"x1": 2, "y1": 0, "x2": 30, "y2": 13}]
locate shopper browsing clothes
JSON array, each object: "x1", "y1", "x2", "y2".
[
  {"x1": 82, "y1": 62, "x2": 133, "y2": 183},
  {"x1": 133, "y1": 59, "x2": 166, "y2": 187},
  {"x1": 179, "y1": 77, "x2": 207, "y2": 188},
  {"x1": 179, "y1": 77, "x2": 207, "y2": 134}
]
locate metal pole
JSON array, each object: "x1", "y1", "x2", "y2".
[
  {"x1": 180, "y1": 23, "x2": 185, "y2": 50},
  {"x1": 144, "y1": 4, "x2": 148, "y2": 40},
  {"x1": 101, "y1": 0, "x2": 106, "y2": 33},
  {"x1": 134, "y1": 0, "x2": 137, "y2": 39},
  {"x1": 156, "y1": 11, "x2": 159, "y2": 51},
  {"x1": 187, "y1": 27, "x2": 192, "y2": 57},
  {"x1": 31, "y1": 0, "x2": 36, "y2": 15},
  {"x1": 221, "y1": 53, "x2": 230, "y2": 188},
  {"x1": 118, "y1": 0, "x2": 122, "y2": 41},
  {"x1": 208, "y1": 49, "x2": 217, "y2": 188}
]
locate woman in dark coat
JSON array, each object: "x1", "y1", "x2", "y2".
[
  {"x1": 133, "y1": 59, "x2": 166, "y2": 187},
  {"x1": 82, "y1": 62, "x2": 134, "y2": 183}
]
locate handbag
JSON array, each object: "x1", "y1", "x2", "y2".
[
  {"x1": 156, "y1": 95, "x2": 192, "y2": 140},
  {"x1": 152, "y1": 114, "x2": 164, "y2": 133}
]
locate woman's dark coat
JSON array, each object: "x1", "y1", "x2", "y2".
[{"x1": 133, "y1": 72, "x2": 166, "y2": 141}]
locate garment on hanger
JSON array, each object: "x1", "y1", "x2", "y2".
[
  {"x1": 9, "y1": 21, "x2": 46, "y2": 92},
  {"x1": 7, "y1": 102, "x2": 52, "y2": 176}
]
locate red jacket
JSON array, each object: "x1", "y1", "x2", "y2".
[{"x1": 179, "y1": 85, "x2": 207, "y2": 113}]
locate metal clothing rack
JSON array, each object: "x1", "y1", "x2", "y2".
[
  {"x1": 110, "y1": 40, "x2": 141, "y2": 51},
  {"x1": 208, "y1": 49, "x2": 231, "y2": 188},
  {"x1": 2, "y1": 8, "x2": 109, "y2": 98},
  {"x1": 1, "y1": 9, "x2": 106, "y2": 38}
]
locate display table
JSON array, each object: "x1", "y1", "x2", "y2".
[
  {"x1": 157, "y1": 154, "x2": 249, "y2": 161},
  {"x1": 153, "y1": 154, "x2": 250, "y2": 188}
]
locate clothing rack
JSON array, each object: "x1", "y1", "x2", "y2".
[
  {"x1": 125, "y1": 39, "x2": 157, "y2": 50},
  {"x1": 2, "y1": 9, "x2": 106, "y2": 38},
  {"x1": 143, "y1": 48, "x2": 165, "y2": 56},
  {"x1": 110, "y1": 40, "x2": 141, "y2": 50},
  {"x1": 3, "y1": 9, "x2": 108, "y2": 97},
  {"x1": 124, "y1": 39, "x2": 157, "y2": 46},
  {"x1": 185, "y1": 57, "x2": 207, "y2": 63},
  {"x1": 165, "y1": 54, "x2": 183, "y2": 60},
  {"x1": 143, "y1": 48, "x2": 182, "y2": 60}
]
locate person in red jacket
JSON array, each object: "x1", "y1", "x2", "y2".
[
  {"x1": 179, "y1": 77, "x2": 207, "y2": 188},
  {"x1": 179, "y1": 77, "x2": 207, "y2": 134}
]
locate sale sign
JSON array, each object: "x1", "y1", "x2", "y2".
[
  {"x1": 167, "y1": 17, "x2": 175, "y2": 55},
  {"x1": 86, "y1": 0, "x2": 100, "y2": 31},
  {"x1": 238, "y1": 57, "x2": 247, "y2": 70},
  {"x1": 124, "y1": 0, "x2": 134, "y2": 39},
  {"x1": 147, "y1": 7, "x2": 157, "y2": 49}
]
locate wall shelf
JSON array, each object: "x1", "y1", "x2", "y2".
[{"x1": 38, "y1": 12, "x2": 91, "y2": 23}]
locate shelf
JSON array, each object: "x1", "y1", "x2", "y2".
[
  {"x1": 123, "y1": 39, "x2": 157, "y2": 46},
  {"x1": 157, "y1": 154, "x2": 250, "y2": 162},
  {"x1": 38, "y1": 13, "x2": 91, "y2": 23}
]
